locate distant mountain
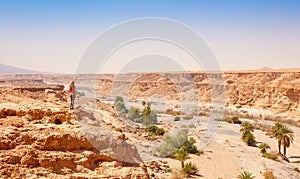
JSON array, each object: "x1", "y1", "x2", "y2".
[
  {"x1": 0, "y1": 63, "x2": 44, "y2": 74},
  {"x1": 258, "y1": 67, "x2": 273, "y2": 70}
]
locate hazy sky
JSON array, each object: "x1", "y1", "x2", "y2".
[{"x1": 0, "y1": 0, "x2": 299, "y2": 73}]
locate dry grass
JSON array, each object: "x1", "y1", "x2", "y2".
[
  {"x1": 253, "y1": 122, "x2": 273, "y2": 134},
  {"x1": 264, "y1": 115, "x2": 300, "y2": 127},
  {"x1": 165, "y1": 109, "x2": 181, "y2": 116},
  {"x1": 262, "y1": 151, "x2": 279, "y2": 161},
  {"x1": 169, "y1": 170, "x2": 185, "y2": 179},
  {"x1": 225, "y1": 110, "x2": 300, "y2": 127},
  {"x1": 263, "y1": 169, "x2": 275, "y2": 179}
]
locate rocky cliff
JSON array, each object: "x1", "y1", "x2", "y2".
[{"x1": 93, "y1": 70, "x2": 300, "y2": 116}]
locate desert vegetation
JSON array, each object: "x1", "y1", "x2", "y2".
[
  {"x1": 114, "y1": 96, "x2": 158, "y2": 126},
  {"x1": 240, "y1": 121, "x2": 256, "y2": 146},
  {"x1": 224, "y1": 116, "x2": 242, "y2": 124},
  {"x1": 271, "y1": 122, "x2": 294, "y2": 157},
  {"x1": 182, "y1": 162, "x2": 199, "y2": 177},
  {"x1": 238, "y1": 171, "x2": 255, "y2": 179},
  {"x1": 114, "y1": 96, "x2": 128, "y2": 113},
  {"x1": 258, "y1": 143, "x2": 270, "y2": 154},
  {"x1": 263, "y1": 169, "x2": 275, "y2": 179},
  {"x1": 145, "y1": 125, "x2": 165, "y2": 136},
  {"x1": 156, "y1": 130, "x2": 202, "y2": 157}
]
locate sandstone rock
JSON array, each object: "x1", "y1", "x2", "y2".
[
  {"x1": 3, "y1": 155, "x2": 21, "y2": 164},
  {"x1": 0, "y1": 128, "x2": 18, "y2": 150},
  {"x1": 81, "y1": 124, "x2": 143, "y2": 165},
  {"x1": 38, "y1": 133, "x2": 95, "y2": 152},
  {"x1": 27, "y1": 108, "x2": 44, "y2": 121},
  {"x1": 21, "y1": 150, "x2": 39, "y2": 167},
  {"x1": 118, "y1": 133, "x2": 128, "y2": 140}
]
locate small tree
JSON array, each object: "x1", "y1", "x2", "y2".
[
  {"x1": 175, "y1": 147, "x2": 188, "y2": 168},
  {"x1": 272, "y1": 122, "x2": 294, "y2": 156},
  {"x1": 281, "y1": 125, "x2": 294, "y2": 156},
  {"x1": 272, "y1": 122, "x2": 284, "y2": 154},
  {"x1": 240, "y1": 122, "x2": 254, "y2": 136},
  {"x1": 259, "y1": 143, "x2": 270, "y2": 154},
  {"x1": 141, "y1": 102, "x2": 157, "y2": 126}
]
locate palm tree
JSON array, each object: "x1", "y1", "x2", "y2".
[
  {"x1": 259, "y1": 143, "x2": 270, "y2": 153},
  {"x1": 240, "y1": 121, "x2": 254, "y2": 136},
  {"x1": 272, "y1": 122, "x2": 284, "y2": 154},
  {"x1": 272, "y1": 122, "x2": 294, "y2": 156},
  {"x1": 281, "y1": 125, "x2": 294, "y2": 156},
  {"x1": 238, "y1": 171, "x2": 255, "y2": 179},
  {"x1": 175, "y1": 148, "x2": 189, "y2": 168}
]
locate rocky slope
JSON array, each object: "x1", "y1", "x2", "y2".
[
  {"x1": 0, "y1": 81, "x2": 151, "y2": 178},
  {"x1": 93, "y1": 70, "x2": 300, "y2": 116},
  {"x1": 2, "y1": 70, "x2": 299, "y2": 118},
  {"x1": 0, "y1": 70, "x2": 299, "y2": 178}
]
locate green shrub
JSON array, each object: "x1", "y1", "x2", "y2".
[
  {"x1": 183, "y1": 137, "x2": 200, "y2": 155},
  {"x1": 114, "y1": 96, "x2": 127, "y2": 113},
  {"x1": 156, "y1": 130, "x2": 188, "y2": 157},
  {"x1": 127, "y1": 102, "x2": 157, "y2": 126},
  {"x1": 133, "y1": 117, "x2": 143, "y2": 123},
  {"x1": 142, "y1": 111, "x2": 157, "y2": 126},
  {"x1": 197, "y1": 149, "x2": 204, "y2": 155},
  {"x1": 76, "y1": 90, "x2": 85, "y2": 96},
  {"x1": 238, "y1": 171, "x2": 255, "y2": 179},
  {"x1": 183, "y1": 162, "x2": 199, "y2": 177},
  {"x1": 224, "y1": 116, "x2": 241, "y2": 124},
  {"x1": 141, "y1": 102, "x2": 157, "y2": 126},
  {"x1": 286, "y1": 103, "x2": 292, "y2": 111},
  {"x1": 156, "y1": 130, "x2": 201, "y2": 157},
  {"x1": 145, "y1": 125, "x2": 165, "y2": 136},
  {"x1": 242, "y1": 132, "x2": 256, "y2": 146},
  {"x1": 232, "y1": 116, "x2": 242, "y2": 124},
  {"x1": 128, "y1": 107, "x2": 141, "y2": 120}
]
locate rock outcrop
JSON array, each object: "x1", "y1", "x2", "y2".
[{"x1": 0, "y1": 81, "x2": 150, "y2": 178}]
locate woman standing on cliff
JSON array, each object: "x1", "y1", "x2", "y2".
[{"x1": 69, "y1": 80, "x2": 76, "y2": 110}]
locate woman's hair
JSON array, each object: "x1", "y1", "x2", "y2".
[{"x1": 69, "y1": 80, "x2": 75, "y2": 90}]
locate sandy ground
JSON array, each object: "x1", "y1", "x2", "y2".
[
  {"x1": 93, "y1": 96, "x2": 300, "y2": 178},
  {"x1": 91, "y1": 98, "x2": 300, "y2": 178},
  {"x1": 163, "y1": 119, "x2": 300, "y2": 179}
]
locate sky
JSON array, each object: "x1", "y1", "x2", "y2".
[{"x1": 0, "y1": 0, "x2": 299, "y2": 73}]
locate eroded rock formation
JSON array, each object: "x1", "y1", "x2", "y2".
[{"x1": 0, "y1": 82, "x2": 150, "y2": 178}]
